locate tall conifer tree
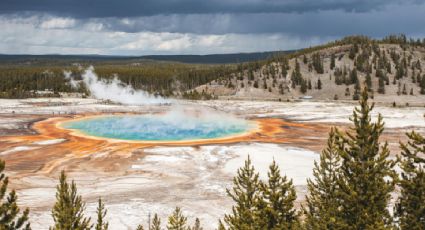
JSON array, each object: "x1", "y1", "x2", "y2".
[
  {"x1": 337, "y1": 88, "x2": 396, "y2": 229},
  {"x1": 167, "y1": 207, "x2": 187, "y2": 230},
  {"x1": 304, "y1": 128, "x2": 348, "y2": 230},
  {"x1": 257, "y1": 160, "x2": 299, "y2": 229},
  {"x1": 95, "y1": 198, "x2": 108, "y2": 230},
  {"x1": 395, "y1": 132, "x2": 425, "y2": 229},
  {"x1": 151, "y1": 214, "x2": 161, "y2": 230},
  {"x1": 50, "y1": 171, "x2": 92, "y2": 230},
  {"x1": 224, "y1": 156, "x2": 261, "y2": 229}
]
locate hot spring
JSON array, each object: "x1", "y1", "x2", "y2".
[{"x1": 60, "y1": 112, "x2": 256, "y2": 142}]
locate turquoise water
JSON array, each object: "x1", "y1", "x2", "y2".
[{"x1": 61, "y1": 114, "x2": 254, "y2": 141}]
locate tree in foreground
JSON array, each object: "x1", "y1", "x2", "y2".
[
  {"x1": 191, "y1": 218, "x2": 203, "y2": 230},
  {"x1": 337, "y1": 88, "x2": 396, "y2": 229},
  {"x1": 395, "y1": 131, "x2": 425, "y2": 229},
  {"x1": 0, "y1": 159, "x2": 31, "y2": 230},
  {"x1": 257, "y1": 160, "x2": 299, "y2": 229},
  {"x1": 95, "y1": 198, "x2": 108, "y2": 230},
  {"x1": 167, "y1": 207, "x2": 187, "y2": 230},
  {"x1": 50, "y1": 171, "x2": 92, "y2": 230},
  {"x1": 224, "y1": 156, "x2": 261, "y2": 229},
  {"x1": 304, "y1": 128, "x2": 348, "y2": 230},
  {"x1": 151, "y1": 213, "x2": 161, "y2": 230}
]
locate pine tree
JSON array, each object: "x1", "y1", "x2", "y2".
[
  {"x1": 0, "y1": 160, "x2": 31, "y2": 230},
  {"x1": 224, "y1": 156, "x2": 261, "y2": 229},
  {"x1": 136, "y1": 225, "x2": 144, "y2": 230},
  {"x1": 304, "y1": 128, "x2": 348, "y2": 230},
  {"x1": 365, "y1": 72, "x2": 372, "y2": 91},
  {"x1": 378, "y1": 76, "x2": 385, "y2": 94},
  {"x1": 95, "y1": 198, "x2": 108, "y2": 230},
  {"x1": 330, "y1": 53, "x2": 336, "y2": 70},
  {"x1": 217, "y1": 220, "x2": 225, "y2": 230},
  {"x1": 350, "y1": 69, "x2": 358, "y2": 85},
  {"x1": 257, "y1": 160, "x2": 299, "y2": 229},
  {"x1": 337, "y1": 88, "x2": 396, "y2": 229},
  {"x1": 317, "y1": 78, "x2": 322, "y2": 90},
  {"x1": 151, "y1": 214, "x2": 161, "y2": 230},
  {"x1": 395, "y1": 132, "x2": 425, "y2": 229},
  {"x1": 300, "y1": 79, "x2": 307, "y2": 94},
  {"x1": 420, "y1": 75, "x2": 425, "y2": 94},
  {"x1": 50, "y1": 171, "x2": 92, "y2": 230},
  {"x1": 191, "y1": 218, "x2": 203, "y2": 230},
  {"x1": 167, "y1": 207, "x2": 187, "y2": 230}
]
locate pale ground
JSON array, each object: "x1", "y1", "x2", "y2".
[{"x1": 0, "y1": 98, "x2": 424, "y2": 229}]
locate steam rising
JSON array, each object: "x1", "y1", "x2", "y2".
[
  {"x1": 63, "y1": 107, "x2": 254, "y2": 141},
  {"x1": 63, "y1": 67, "x2": 253, "y2": 136},
  {"x1": 68, "y1": 66, "x2": 168, "y2": 105}
]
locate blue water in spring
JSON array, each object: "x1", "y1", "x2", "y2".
[{"x1": 61, "y1": 114, "x2": 254, "y2": 141}]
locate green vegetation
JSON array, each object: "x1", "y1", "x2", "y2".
[
  {"x1": 0, "y1": 160, "x2": 31, "y2": 230},
  {"x1": 2, "y1": 34, "x2": 425, "y2": 100}
]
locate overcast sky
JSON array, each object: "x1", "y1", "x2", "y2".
[{"x1": 0, "y1": 0, "x2": 424, "y2": 55}]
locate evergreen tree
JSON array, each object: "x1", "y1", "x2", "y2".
[
  {"x1": 95, "y1": 198, "x2": 108, "y2": 230},
  {"x1": 337, "y1": 89, "x2": 396, "y2": 229},
  {"x1": 191, "y1": 218, "x2": 203, "y2": 230},
  {"x1": 304, "y1": 128, "x2": 349, "y2": 230},
  {"x1": 224, "y1": 156, "x2": 261, "y2": 229},
  {"x1": 50, "y1": 171, "x2": 92, "y2": 230},
  {"x1": 420, "y1": 75, "x2": 425, "y2": 94},
  {"x1": 151, "y1": 214, "x2": 161, "y2": 230},
  {"x1": 317, "y1": 79, "x2": 322, "y2": 90},
  {"x1": 395, "y1": 132, "x2": 425, "y2": 230},
  {"x1": 365, "y1": 72, "x2": 372, "y2": 91},
  {"x1": 402, "y1": 84, "x2": 407, "y2": 95},
  {"x1": 257, "y1": 160, "x2": 299, "y2": 229},
  {"x1": 378, "y1": 77, "x2": 385, "y2": 94},
  {"x1": 0, "y1": 160, "x2": 31, "y2": 230},
  {"x1": 350, "y1": 69, "x2": 358, "y2": 85},
  {"x1": 136, "y1": 225, "x2": 144, "y2": 230},
  {"x1": 217, "y1": 220, "x2": 225, "y2": 230},
  {"x1": 330, "y1": 53, "x2": 336, "y2": 70},
  {"x1": 167, "y1": 207, "x2": 187, "y2": 230},
  {"x1": 300, "y1": 79, "x2": 307, "y2": 94}
]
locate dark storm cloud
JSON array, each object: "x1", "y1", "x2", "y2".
[
  {"x1": 0, "y1": 0, "x2": 422, "y2": 18},
  {"x1": 79, "y1": 2, "x2": 425, "y2": 38}
]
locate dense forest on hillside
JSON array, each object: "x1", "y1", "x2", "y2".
[{"x1": 1, "y1": 34, "x2": 425, "y2": 100}]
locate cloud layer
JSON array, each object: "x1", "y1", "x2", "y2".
[
  {"x1": 0, "y1": 0, "x2": 420, "y2": 18},
  {"x1": 0, "y1": 0, "x2": 424, "y2": 55}
]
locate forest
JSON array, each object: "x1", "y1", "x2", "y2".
[{"x1": 1, "y1": 34, "x2": 425, "y2": 100}]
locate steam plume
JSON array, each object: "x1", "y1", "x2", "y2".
[{"x1": 69, "y1": 66, "x2": 168, "y2": 105}]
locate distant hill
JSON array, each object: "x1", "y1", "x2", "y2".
[
  {"x1": 0, "y1": 51, "x2": 293, "y2": 64},
  {"x1": 192, "y1": 35, "x2": 425, "y2": 104}
]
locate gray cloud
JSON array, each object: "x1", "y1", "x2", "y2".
[
  {"x1": 0, "y1": 0, "x2": 422, "y2": 18},
  {"x1": 93, "y1": 2, "x2": 425, "y2": 37},
  {"x1": 0, "y1": 0, "x2": 424, "y2": 55}
]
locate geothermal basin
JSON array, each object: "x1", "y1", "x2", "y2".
[
  {"x1": 1, "y1": 99, "x2": 424, "y2": 229},
  {"x1": 60, "y1": 113, "x2": 257, "y2": 142}
]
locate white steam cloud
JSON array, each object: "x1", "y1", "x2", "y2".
[
  {"x1": 64, "y1": 70, "x2": 79, "y2": 88},
  {"x1": 68, "y1": 66, "x2": 168, "y2": 105}
]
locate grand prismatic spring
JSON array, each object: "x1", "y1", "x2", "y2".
[{"x1": 60, "y1": 113, "x2": 256, "y2": 142}]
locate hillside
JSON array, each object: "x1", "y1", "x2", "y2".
[
  {"x1": 1, "y1": 35, "x2": 425, "y2": 104},
  {"x1": 192, "y1": 36, "x2": 425, "y2": 105}
]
